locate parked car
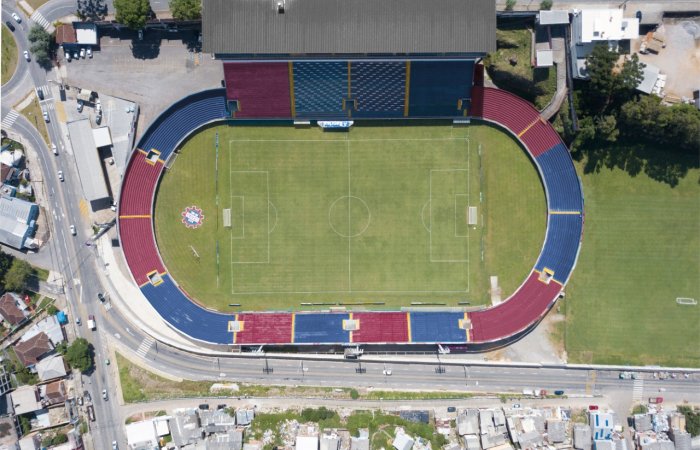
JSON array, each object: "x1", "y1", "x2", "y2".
[
  {"x1": 512, "y1": 403, "x2": 522, "y2": 409},
  {"x1": 77, "y1": 101, "x2": 83, "y2": 113},
  {"x1": 5, "y1": 21, "x2": 15, "y2": 32},
  {"x1": 104, "y1": 358, "x2": 110, "y2": 365},
  {"x1": 84, "y1": 391, "x2": 92, "y2": 402},
  {"x1": 69, "y1": 225, "x2": 76, "y2": 235},
  {"x1": 42, "y1": 110, "x2": 49, "y2": 122},
  {"x1": 112, "y1": 441, "x2": 118, "y2": 450},
  {"x1": 554, "y1": 390, "x2": 565, "y2": 395},
  {"x1": 80, "y1": 48, "x2": 85, "y2": 58},
  {"x1": 76, "y1": 317, "x2": 81, "y2": 326},
  {"x1": 77, "y1": 396, "x2": 84, "y2": 406},
  {"x1": 87, "y1": 405, "x2": 96, "y2": 421},
  {"x1": 57, "y1": 170, "x2": 64, "y2": 181},
  {"x1": 447, "y1": 406, "x2": 457, "y2": 413},
  {"x1": 87, "y1": 48, "x2": 93, "y2": 58},
  {"x1": 23, "y1": 50, "x2": 30, "y2": 61},
  {"x1": 73, "y1": 50, "x2": 79, "y2": 60},
  {"x1": 65, "y1": 49, "x2": 71, "y2": 61},
  {"x1": 138, "y1": 29, "x2": 143, "y2": 40},
  {"x1": 11, "y1": 12, "x2": 21, "y2": 23},
  {"x1": 589, "y1": 405, "x2": 599, "y2": 411},
  {"x1": 97, "y1": 292, "x2": 106, "y2": 302},
  {"x1": 198, "y1": 404, "x2": 209, "y2": 410}
]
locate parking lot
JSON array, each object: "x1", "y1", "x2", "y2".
[{"x1": 59, "y1": 28, "x2": 223, "y2": 132}]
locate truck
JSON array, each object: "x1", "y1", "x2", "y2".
[
  {"x1": 87, "y1": 315, "x2": 96, "y2": 330},
  {"x1": 522, "y1": 389, "x2": 535, "y2": 396},
  {"x1": 649, "y1": 397, "x2": 663, "y2": 404}
]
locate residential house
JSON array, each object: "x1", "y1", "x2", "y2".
[
  {"x1": 35, "y1": 354, "x2": 67, "y2": 382},
  {"x1": 0, "y1": 292, "x2": 30, "y2": 327},
  {"x1": 9, "y1": 385, "x2": 42, "y2": 415},
  {"x1": 40, "y1": 380, "x2": 67, "y2": 406},
  {"x1": 14, "y1": 332, "x2": 54, "y2": 368},
  {"x1": 0, "y1": 195, "x2": 40, "y2": 250},
  {"x1": 21, "y1": 315, "x2": 65, "y2": 346}
]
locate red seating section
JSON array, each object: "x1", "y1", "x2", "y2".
[
  {"x1": 469, "y1": 271, "x2": 562, "y2": 342},
  {"x1": 520, "y1": 119, "x2": 562, "y2": 157},
  {"x1": 119, "y1": 218, "x2": 165, "y2": 285},
  {"x1": 120, "y1": 155, "x2": 162, "y2": 216},
  {"x1": 224, "y1": 62, "x2": 292, "y2": 118},
  {"x1": 235, "y1": 313, "x2": 293, "y2": 344},
  {"x1": 470, "y1": 87, "x2": 541, "y2": 136},
  {"x1": 352, "y1": 312, "x2": 409, "y2": 343}
]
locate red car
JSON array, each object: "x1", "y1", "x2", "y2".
[{"x1": 589, "y1": 405, "x2": 599, "y2": 411}]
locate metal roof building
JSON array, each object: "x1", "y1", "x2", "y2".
[
  {"x1": 0, "y1": 195, "x2": 39, "y2": 249},
  {"x1": 203, "y1": 0, "x2": 496, "y2": 57},
  {"x1": 66, "y1": 119, "x2": 110, "y2": 209}
]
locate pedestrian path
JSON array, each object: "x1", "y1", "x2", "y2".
[
  {"x1": 633, "y1": 378, "x2": 644, "y2": 402},
  {"x1": 1, "y1": 110, "x2": 19, "y2": 128},
  {"x1": 136, "y1": 336, "x2": 155, "y2": 359},
  {"x1": 30, "y1": 10, "x2": 51, "y2": 31}
]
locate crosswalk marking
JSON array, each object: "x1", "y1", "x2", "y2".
[
  {"x1": 36, "y1": 85, "x2": 49, "y2": 96},
  {"x1": 136, "y1": 336, "x2": 155, "y2": 358},
  {"x1": 30, "y1": 11, "x2": 51, "y2": 30},
  {"x1": 633, "y1": 378, "x2": 644, "y2": 402},
  {"x1": 1, "y1": 110, "x2": 19, "y2": 128}
]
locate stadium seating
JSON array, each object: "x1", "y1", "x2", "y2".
[
  {"x1": 351, "y1": 62, "x2": 406, "y2": 118},
  {"x1": 224, "y1": 62, "x2": 291, "y2": 118},
  {"x1": 351, "y1": 312, "x2": 409, "y2": 343},
  {"x1": 119, "y1": 155, "x2": 161, "y2": 216},
  {"x1": 293, "y1": 313, "x2": 350, "y2": 344},
  {"x1": 141, "y1": 275, "x2": 233, "y2": 344},
  {"x1": 235, "y1": 313, "x2": 293, "y2": 344},
  {"x1": 119, "y1": 217, "x2": 165, "y2": 285},
  {"x1": 536, "y1": 143, "x2": 583, "y2": 212},
  {"x1": 520, "y1": 119, "x2": 562, "y2": 158},
  {"x1": 469, "y1": 271, "x2": 562, "y2": 342},
  {"x1": 408, "y1": 61, "x2": 474, "y2": 117},
  {"x1": 293, "y1": 62, "x2": 348, "y2": 118},
  {"x1": 410, "y1": 312, "x2": 468, "y2": 343},
  {"x1": 535, "y1": 213, "x2": 583, "y2": 284},
  {"x1": 139, "y1": 90, "x2": 229, "y2": 159},
  {"x1": 470, "y1": 87, "x2": 540, "y2": 137}
]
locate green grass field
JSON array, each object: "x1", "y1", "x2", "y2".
[
  {"x1": 1, "y1": 24, "x2": 18, "y2": 85},
  {"x1": 564, "y1": 157, "x2": 700, "y2": 367},
  {"x1": 154, "y1": 123, "x2": 545, "y2": 312}
]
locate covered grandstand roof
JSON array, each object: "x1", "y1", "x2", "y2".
[{"x1": 203, "y1": 0, "x2": 496, "y2": 56}]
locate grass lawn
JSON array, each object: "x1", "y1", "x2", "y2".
[
  {"x1": 564, "y1": 155, "x2": 700, "y2": 367},
  {"x1": 155, "y1": 123, "x2": 544, "y2": 312},
  {"x1": 18, "y1": 96, "x2": 50, "y2": 145},
  {"x1": 26, "y1": 0, "x2": 50, "y2": 10},
  {"x1": 485, "y1": 27, "x2": 557, "y2": 109},
  {"x1": 1, "y1": 24, "x2": 18, "y2": 85}
]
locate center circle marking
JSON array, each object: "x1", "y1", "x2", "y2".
[{"x1": 328, "y1": 196, "x2": 371, "y2": 238}]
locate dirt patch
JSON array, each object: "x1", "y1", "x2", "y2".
[{"x1": 636, "y1": 18, "x2": 700, "y2": 98}]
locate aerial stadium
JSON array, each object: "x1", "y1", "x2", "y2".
[{"x1": 116, "y1": 0, "x2": 584, "y2": 350}]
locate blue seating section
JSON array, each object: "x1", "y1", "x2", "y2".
[
  {"x1": 294, "y1": 313, "x2": 350, "y2": 344},
  {"x1": 140, "y1": 275, "x2": 233, "y2": 344},
  {"x1": 408, "y1": 61, "x2": 474, "y2": 117},
  {"x1": 535, "y1": 213, "x2": 583, "y2": 284},
  {"x1": 293, "y1": 62, "x2": 347, "y2": 118},
  {"x1": 536, "y1": 143, "x2": 583, "y2": 212},
  {"x1": 139, "y1": 90, "x2": 229, "y2": 159},
  {"x1": 410, "y1": 312, "x2": 467, "y2": 343},
  {"x1": 351, "y1": 62, "x2": 405, "y2": 118}
]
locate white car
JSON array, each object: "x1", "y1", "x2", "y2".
[
  {"x1": 11, "y1": 12, "x2": 21, "y2": 23},
  {"x1": 112, "y1": 440, "x2": 118, "y2": 449},
  {"x1": 42, "y1": 110, "x2": 49, "y2": 122},
  {"x1": 383, "y1": 368, "x2": 392, "y2": 376},
  {"x1": 51, "y1": 143, "x2": 58, "y2": 155},
  {"x1": 87, "y1": 48, "x2": 93, "y2": 58},
  {"x1": 23, "y1": 50, "x2": 30, "y2": 61},
  {"x1": 102, "y1": 389, "x2": 108, "y2": 400},
  {"x1": 80, "y1": 48, "x2": 85, "y2": 58},
  {"x1": 57, "y1": 170, "x2": 64, "y2": 181},
  {"x1": 77, "y1": 101, "x2": 83, "y2": 113},
  {"x1": 69, "y1": 225, "x2": 76, "y2": 235}
]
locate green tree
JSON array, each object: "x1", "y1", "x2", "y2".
[
  {"x1": 18, "y1": 415, "x2": 31, "y2": 435},
  {"x1": 678, "y1": 406, "x2": 700, "y2": 436},
  {"x1": 584, "y1": 45, "x2": 644, "y2": 115},
  {"x1": 505, "y1": 0, "x2": 517, "y2": 10},
  {"x1": 64, "y1": 338, "x2": 93, "y2": 372},
  {"x1": 46, "y1": 304, "x2": 59, "y2": 315},
  {"x1": 114, "y1": 0, "x2": 150, "y2": 30},
  {"x1": 0, "y1": 251, "x2": 13, "y2": 286},
  {"x1": 540, "y1": 0, "x2": 553, "y2": 10},
  {"x1": 27, "y1": 25, "x2": 53, "y2": 68},
  {"x1": 170, "y1": 0, "x2": 200, "y2": 20},
  {"x1": 52, "y1": 434, "x2": 68, "y2": 445},
  {"x1": 3, "y1": 259, "x2": 32, "y2": 292},
  {"x1": 596, "y1": 114, "x2": 619, "y2": 142}
]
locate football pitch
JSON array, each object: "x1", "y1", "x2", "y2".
[{"x1": 154, "y1": 124, "x2": 545, "y2": 311}]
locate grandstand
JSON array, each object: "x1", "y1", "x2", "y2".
[{"x1": 115, "y1": 0, "x2": 585, "y2": 349}]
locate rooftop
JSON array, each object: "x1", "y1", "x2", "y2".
[
  {"x1": 66, "y1": 119, "x2": 110, "y2": 203},
  {"x1": 15, "y1": 331, "x2": 53, "y2": 367},
  {"x1": 0, "y1": 292, "x2": 29, "y2": 326},
  {"x1": 35, "y1": 354, "x2": 67, "y2": 381},
  {"x1": 203, "y1": 0, "x2": 495, "y2": 56}
]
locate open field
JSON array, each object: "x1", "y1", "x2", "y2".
[
  {"x1": 1, "y1": 24, "x2": 18, "y2": 85},
  {"x1": 154, "y1": 123, "x2": 545, "y2": 312},
  {"x1": 565, "y1": 155, "x2": 700, "y2": 367},
  {"x1": 18, "y1": 96, "x2": 50, "y2": 145}
]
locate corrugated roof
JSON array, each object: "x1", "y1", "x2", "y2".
[
  {"x1": 203, "y1": 0, "x2": 496, "y2": 55},
  {"x1": 67, "y1": 119, "x2": 109, "y2": 202}
]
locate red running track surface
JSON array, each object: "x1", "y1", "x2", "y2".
[
  {"x1": 469, "y1": 271, "x2": 562, "y2": 342},
  {"x1": 351, "y1": 312, "x2": 409, "y2": 343}
]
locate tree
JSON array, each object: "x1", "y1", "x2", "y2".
[
  {"x1": 3, "y1": 259, "x2": 32, "y2": 292},
  {"x1": 52, "y1": 434, "x2": 68, "y2": 445},
  {"x1": 540, "y1": 0, "x2": 553, "y2": 10},
  {"x1": 64, "y1": 338, "x2": 93, "y2": 372},
  {"x1": 0, "y1": 251, "x2": 13, "y2": 285},
  {"x1": 505, "y1": 0, "x2": 517, "y2": 10},
  {"x1": 584, "y1": 44, "x2": 644, "y2": 115},
  {"x1": 114, "y1": 0, "x2": 150, "y2": 30},
  {"x1": 27, "y1": 25, "x2": 53, "y2": 67},
  {"x1": 170, "y1": 0, "x2": 201, "y2": 20}
]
